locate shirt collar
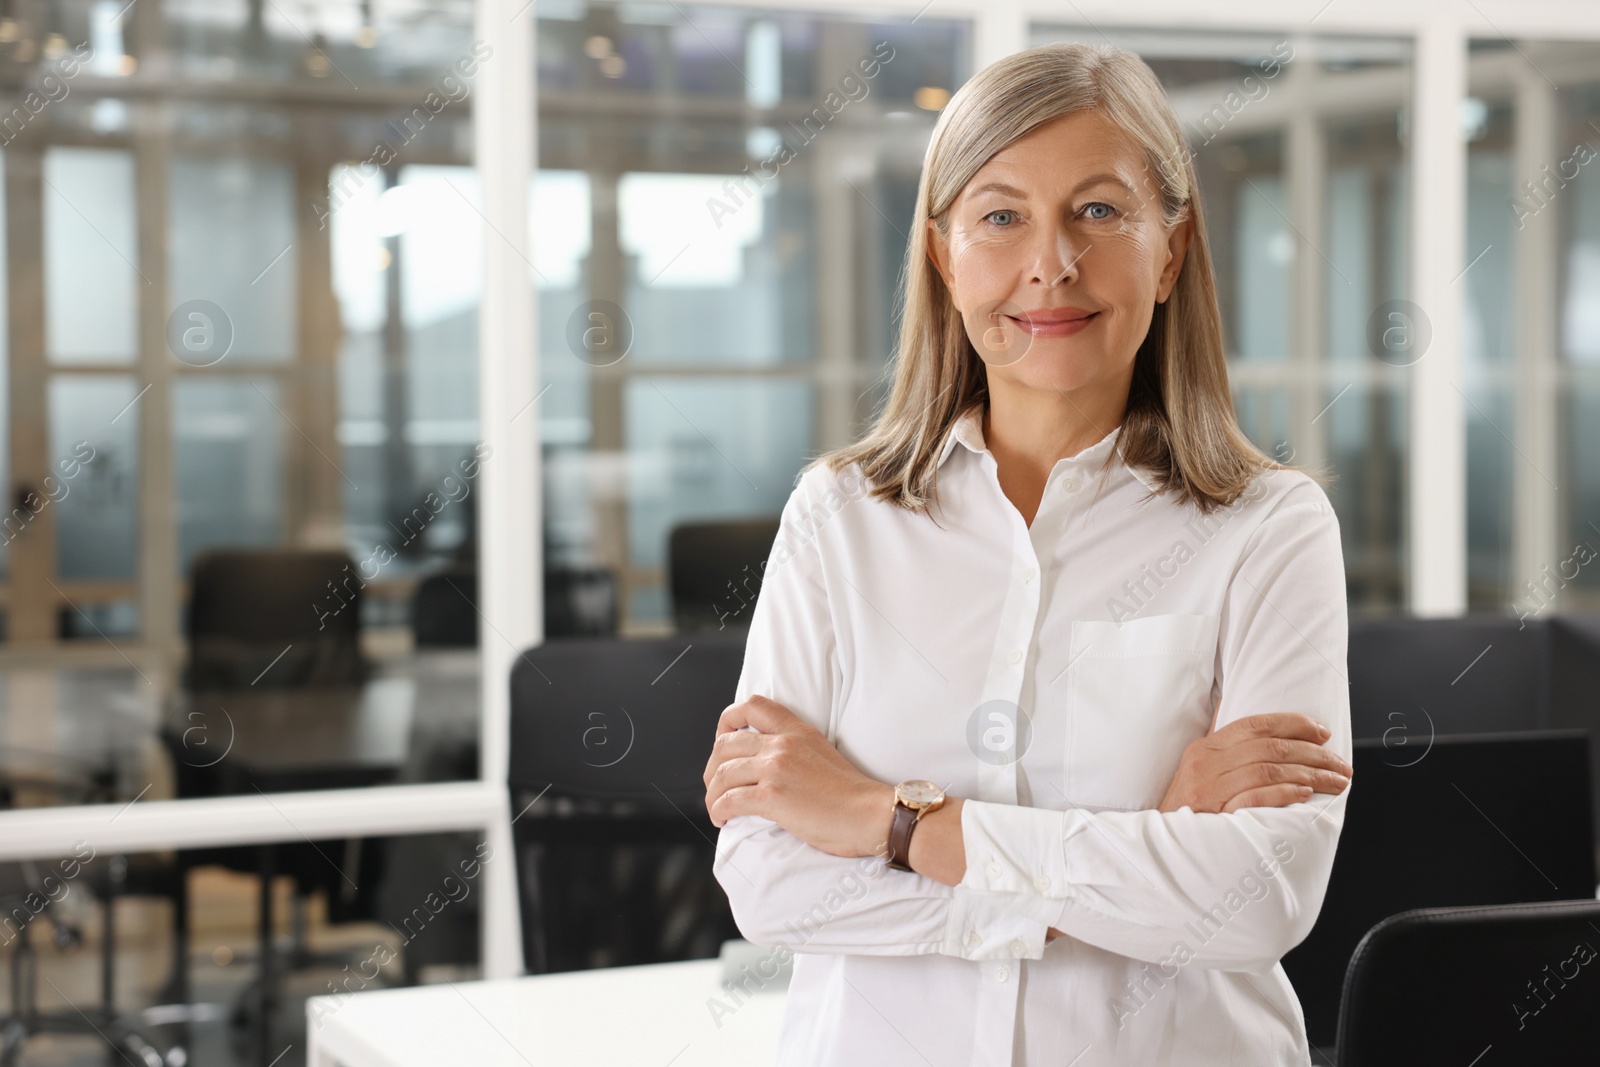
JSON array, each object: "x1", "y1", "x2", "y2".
[{"x1": 935, "y1": 405, "x2": 1163, "y2": 492}]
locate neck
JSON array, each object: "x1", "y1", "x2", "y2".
[{"x1": 982, "y1": 380, "x2": 1127, "y2": 483}]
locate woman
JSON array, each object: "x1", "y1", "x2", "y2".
[{"x1": 702, "y1": 41, "x2": 1353, "y2": 1066}]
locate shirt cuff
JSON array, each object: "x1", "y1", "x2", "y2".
[
  {"x1": 942, "y1": 890, "x2": 1054, "y2": 960},
  {"x1": 958, "y1": 799, "x2": 1073, "y2": 899}
]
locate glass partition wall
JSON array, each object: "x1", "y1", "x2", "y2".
[
  {"x1": 1560, "y1": 64, "x2": 1600, "y2": 609},
  {"x1": 0, "y1": 0, "x2": 486, "y2": 803},
  {"x1": 1459, "y1": 40, "x2": 1600, "y2": 614},
  {"x1": 533, "y1": 4, "x2": 971, "y2": 630},
  {"x1": 0, "y1": 2, "x2": 515, "y2": 1059}
]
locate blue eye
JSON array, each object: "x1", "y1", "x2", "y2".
[
  {"x1": 982, "y1": 209, "x2": 1017, "y2": 227},
  {"x1": 1083, "y1": 202, "x2": 1118, "y2": 221}
]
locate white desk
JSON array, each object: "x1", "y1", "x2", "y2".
[{"x1": 306, "y1": 959, "x2": 786, "y2": 1067}]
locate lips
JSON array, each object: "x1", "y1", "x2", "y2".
[
  {"x1": 1004, "y1": 309, "x2": 1100, "y2": 338},
  {"x1": 1015, "y1": 308, "x2": 1098, "y2": 326}
]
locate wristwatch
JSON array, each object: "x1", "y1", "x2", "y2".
[{"x1": 885, "y1": 779, "x2": 946, "y2": 872}]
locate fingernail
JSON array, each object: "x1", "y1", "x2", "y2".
[{"x1": 1317, "y1": 723, "x2": 1331, "y2": 738}]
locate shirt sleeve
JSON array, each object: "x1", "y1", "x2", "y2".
[
  {"x1": 712, "y1": 468, "x2": 1063, "y2": 961},
  {"x1": 957, "y1": 491, "x2": 1351, "y2": 975}
]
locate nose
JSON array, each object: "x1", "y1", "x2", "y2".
[{"x1": 1029, "y1": 218, "x2": 1086, "y2": 287}]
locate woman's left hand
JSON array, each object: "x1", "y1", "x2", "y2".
[{"x1": 703, "y1": 695, "x2": 893, "y2": 859}]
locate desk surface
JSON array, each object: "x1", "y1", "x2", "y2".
[
  {"x1": 172, "y1": 678, "x2": 416, "y2": 775},
  {"x1": 0, "y1": 651, "x2": 480, "y2": 806},
  {"x1": 306, "y1": 959, "x2": 785, "y2": 1067}
]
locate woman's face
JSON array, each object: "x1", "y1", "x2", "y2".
[{"x1": 926, "y1": 109, "x2": 1191, "y2": 407}]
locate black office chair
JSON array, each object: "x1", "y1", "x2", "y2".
[
  {"x1": 508, "y1": 633, "x2": 748, "y2": 973},
  {"x1": 1335, "y1": 899, "x2": 1600, "y2": 1066},
  {"x1": 412, "y1": 563, "x2": 621, "y2": 644},
  {"x1": 0, "y1": 758, "x2": 181, "y2": 1066},
  {"x1": 166, "y1": 549, "x2": 388, "y2": 1057},
  {"x1": 185, "y1": 549, "x2": 370, "y2": 688},
  {"x1": 412, "y1": 565, "x2": 479, "y2": 647},
  {"x1": 1549, "y1": 613, "x2": 1600, "y2": 844},
  {"x1": 0, "y1": 864, "x2": 180, "y2": 1067},
  {"x1": 1346, "y1": 613, "x2": 1552, "y2": 739},
  {"x1": 1282, "y1": 731, "x2": 1597, "y2": 1055},
  {"x1": 545, "y1": 566, "x2": 620, "y2": 637},
  {"x1": 667, "y1": 517, "x2": 781, "y2": 634}
]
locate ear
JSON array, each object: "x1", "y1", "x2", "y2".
[
  {"x1": 925, "y1": 218, "x2": 955, "y2": 292},
  {"x1": 1154, "y1": 205, "x2": 1193, "y2": 305}
]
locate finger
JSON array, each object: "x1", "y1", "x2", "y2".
[
  {"x1": 703, "y1": 729, "x2": 764, "y2": 787},
  {"x1": 1217, "y1": 761, "x2": 1350, "y2": 798},
  {"x1": 1222, "y1": 784, "x2": 1313, "y2": 812},
  {"x1": 708, "y1": 784, "x2": 763, "y2": 827},
  {"x1": 711, "y1": 727, "x2": 764, "y2": 760},
  {"x1": 1235, "y1": 737, "x2": 1354, "y2": 776},
  {"x1": 742, "y1": 694, "x2": 803, "y2": 733},
  {"x1": 1241, "y1": 712, "x2": 1331, "y2": 742},
  {"x1": 716, "y1": 701, "x2": 752, "y2": 735},
  {"x1": 716, "y1": 694, "x2": 801, "y2": 736},
  {"x1": 705, "y1": 755, "x2": 764, "y2": 809},
  {"x1": 1222, "y1": 712, "x2": 1332, "y2": 745}
]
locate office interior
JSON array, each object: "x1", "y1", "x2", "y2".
[{"x1": 0, "y1": 0, "x2": 1596, "y2": 1064}]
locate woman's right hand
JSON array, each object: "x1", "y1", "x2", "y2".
[
  {"x1": 1156, "y1": 712, "x2": 1352, "y2": 815},
  {"x1": 1043, "y1": 714, "x2": 1349, "y2": 944}
]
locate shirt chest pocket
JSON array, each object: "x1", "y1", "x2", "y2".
[{"x1": 1063, "y1": 613, "x2": 1221, "y2": 811}]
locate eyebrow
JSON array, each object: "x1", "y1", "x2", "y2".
[{"x1": 966, "y1": 173, "x2": 1136, "y2": 200}]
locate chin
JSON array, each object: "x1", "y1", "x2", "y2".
[{"x1": 999, "y1": 360, "x2": 1105, "y2": 397}]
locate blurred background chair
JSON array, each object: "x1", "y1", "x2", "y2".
[
  {"x1": 183, "y1": 549, "x2": 370, "y2": 690},
  {"x1": 1547, "y1": 613, "x2": 1600, "y2": 835},
  {"x1": 1345, "y1": 613, "x2": 1551, "y2": 737},
  {"x1": 0, "y1": 860, "x2": 162, "y2": 1067},
  {"x1": 1282, "y1": 731, "x2": 1597, "y2": 1057},
  {"x1": 160, "y1": 548, "x2": 393, "y2": 1058},
  {"x1": 1333, "y1": 899, "x2": 1600, "y2": 1066},
  {"x1": 667, "y1": 518, "x2": 780, "y2": 634},
  {"x1": 411, "y1": 565, "x2": 480, "y2": 649},
  {"x1": 1342, "y1": 612, "x2": 1600, "y2": 880},
  {"x1": 0, "y1": 756, "x2": 182, "y2": 1065},
  {"x1": 1343, "y1": 611, "x2": 1600, "y2": 867},
  {"x1": 508, "y1": 633, "x2": 747, "y2": 973},
  {"x1": 544, "y1": 566, "x2": 621, "y2": 638},
  {"x1": 411, "y1": 563, "x2": 621, "y2": 646}
]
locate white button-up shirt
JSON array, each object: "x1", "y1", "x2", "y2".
[{"x1": 713, "y1": 405, "x2": 1351, "y2": 1066}]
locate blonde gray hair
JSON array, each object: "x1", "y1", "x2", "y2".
[{"x1": 812, "y1": 41, "x2": 1316, "y2": 515}]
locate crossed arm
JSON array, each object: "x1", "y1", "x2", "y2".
[
  {"x1": 705, "y1": 488, "x2": 1351, "y2": 969},
  {"x1": 706, "y1": 697, "x2": 1349, "y2": 883},
  {"x1": 707, "y1": 697, "x2": 1344, "y2": 953}
]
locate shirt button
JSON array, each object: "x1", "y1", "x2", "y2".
[
  {"x1": 966, "y1": 930, "x2": 980, "y2": 949},
  {"x1": 1010, "y1": 939, "x2": 1027, "y2": 957},
  {"x1": 994, "y1": 965, "x2": 1010, "y2": 983},
  {"x1": 1022, "y1": 566, "x2": 1037, "y2": 583},
  {"x1": 986, "y1": 861, "x2": 1003, "y2": 881},
  {"x1": 1061, "y1": 478, "x2": 1078, "y2": 492},
  {"x1": 1034, "y1": 875, "x2": 1051, "y2": 892},
  {"x1": 1007, "y1": 648, "x2": 1023, "y2": 665}
]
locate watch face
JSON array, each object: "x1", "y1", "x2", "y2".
[{"x1": 897, "y1": 779, "x2": 944, "y2": 808}]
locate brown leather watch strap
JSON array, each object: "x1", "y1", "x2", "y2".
[{"x1": 885, "y1": 800, "x2": 920, "y2": 871}]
